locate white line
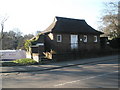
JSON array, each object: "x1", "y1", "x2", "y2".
[{"x1": 54, "y1": 71, "x2": 118, "y2": 87}]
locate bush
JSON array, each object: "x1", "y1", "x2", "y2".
[{"x1": 13, "y1": 58, "x2": 37, "y2": 65}]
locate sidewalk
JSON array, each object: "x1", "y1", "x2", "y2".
[{"x1": 1, "y1": 55, "x2": 119, "y2": 73}]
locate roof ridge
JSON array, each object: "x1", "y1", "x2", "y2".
[{"x1": 55, "y1": 16, "x2": 85, "y2": 21}]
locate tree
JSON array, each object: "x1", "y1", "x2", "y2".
[
  {"x1": 0, "y1": 16, "x2": 8, "y2": 50},
  {"x1": 1, "y1": 29, "x2": 34, "y2": 50},
  {"x1": 2, "y1": 31, "x2": 17, "y2": 49},
  {"x1": 99, "y1": 2, "x2": 119, "y2": 39},
  {"x1": 11, "y1": 28, "x2": 23, "y2": 49},
  {"x1": 17, "y1": 34, "x2": 34, "y2": 50}
]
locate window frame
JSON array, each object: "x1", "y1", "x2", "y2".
[
  {"x1": 83, "y1": 35, "x2": 87, "y2": 42},
  {"x1": 57, "y1": 34, "x2": 62, "y2": 42}
]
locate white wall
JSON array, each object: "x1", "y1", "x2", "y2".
[{"x1": 0, "y1": 50, "x2": 26, "y2": 61}]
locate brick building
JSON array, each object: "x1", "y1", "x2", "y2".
[{"x1": 28, "y1": 16, "x2": 103, "y2": 61}]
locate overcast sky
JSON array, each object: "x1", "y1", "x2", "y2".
[{"x1": 0, "y1": 0, "x2": 118, "y2": 35}]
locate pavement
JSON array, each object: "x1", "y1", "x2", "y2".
[{"x1": 1, "y1": 54, "x2": 119, "y2": 73}]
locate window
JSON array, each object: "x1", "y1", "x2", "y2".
[
  {"x1": 57, "y1": 34, "x2": 62, "y2": 42},
  {"x1": 83, "y1": 35, "x2": 87, "y2": 42},
  {"x1": 36, "y1": 43, "x2": 44, "y2": 46},
  {"x1": 94, "y1": 36, "x2": 97, "y2": 42}
]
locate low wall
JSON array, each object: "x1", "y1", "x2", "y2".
[
  {"x1": 32, "y1": 53, "x2": 39, "y2": 62},
  {"x1": 0, "y1": 50, "x2": 26, "y2": 61},
  {"x1": 52, "y1": 49, "x2": 119, "y2": 61},
  {"x1": 26, "y1": 52, "x2": 31, "y2": 59}
]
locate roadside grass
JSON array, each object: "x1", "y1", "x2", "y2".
[
  {"x1": 1, "y1": 61, "x2": 21, "y2": 66},
  {"x1": 1, "y1": 58, "x2": 38, "y2": 66}
]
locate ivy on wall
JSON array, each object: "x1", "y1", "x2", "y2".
[{"x1": 24, "y1": 34, "x2": 41, "y2": 51}]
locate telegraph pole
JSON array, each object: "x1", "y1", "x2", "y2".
[
  {"x1": 0, "y1": 16, "x2": 8, "y2": 61},
  {"x1": 0, "y1": 16, "x2": 8, "y2": 50},
  {"x1": 0, "y1": 23, "x2": 3, "y2": 50}
]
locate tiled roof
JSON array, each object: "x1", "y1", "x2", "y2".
[{"x1": 42, "y1": 16, "x2": 103, "y2": 34}]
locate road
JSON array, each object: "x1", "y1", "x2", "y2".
[{"x1": 2, "y1": 56, "x2": 119, "y2": 88}]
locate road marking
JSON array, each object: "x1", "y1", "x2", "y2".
[{"x1": 54, "y1": 71, "x2": 118, "y2": 87}]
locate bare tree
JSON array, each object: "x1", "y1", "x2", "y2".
[
  {"x1": 0, "y1": 16, "x2": 8, "y2": 50},
  {"x1": 99, "y1": 2, "x2": 119, "y2": 39}
]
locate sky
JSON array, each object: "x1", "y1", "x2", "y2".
[{"x1": 0, "y1": 0, "x2": 118, "y2": 35}]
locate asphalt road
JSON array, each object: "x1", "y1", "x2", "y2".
[{"x1": 2, "y1": 57, "x2": 119, "y2": 88}]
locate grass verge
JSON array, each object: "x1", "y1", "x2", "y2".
[{"x1": 2, "y1": 58, "x2": 38, "y2": 66}]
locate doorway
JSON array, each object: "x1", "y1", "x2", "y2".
[{"x1": 70, "y1": 35, "x2": 78, "y2": 50}]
